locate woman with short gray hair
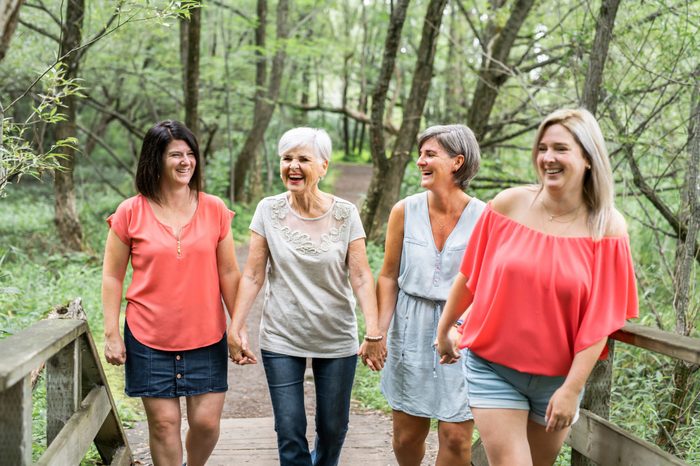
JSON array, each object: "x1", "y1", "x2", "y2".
[
  {"x1": 227, "y1": 127, "x2": 384, "y2": 466},
  {"x1": 370, "y1": 124, "x2": 484, "y2": 465}
]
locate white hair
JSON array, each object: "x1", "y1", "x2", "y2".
[{"x1": 278, "y1": 127, "x2": 332, "y2": 162}]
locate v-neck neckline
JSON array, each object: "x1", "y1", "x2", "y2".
[
  {"x1": 424, "y1": 192, "x2": 472, "y2": 254},
  {"x1": 143, "y1": 192, "x2": 201, "y2": 238}
]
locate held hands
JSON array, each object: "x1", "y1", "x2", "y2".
[
  {"x1": 436, "y1": 326, "x2": 462, "y2": 364},
  {"x1": 227, "y1": 326, "x2": 258, "y2": 365},
  {"x1": 104, "y1": 334, "x2": 126, "y2": 366},
  {"x1": 545, "y1": 385, "x2": 580, "y2": 432},
  {"x1": 358, "y1": 337, "x2": 387, "y2": 371}
]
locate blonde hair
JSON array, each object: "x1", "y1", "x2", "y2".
[{"x1": 532, "y1": 108, "x2": 614, "y2": 240}]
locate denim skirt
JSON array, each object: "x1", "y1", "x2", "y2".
[{"x1": 124, "y1": 322, "x2": 228, "y2": 398}]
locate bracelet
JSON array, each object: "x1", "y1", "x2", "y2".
[
  {"x1": 453, "y1": 319, "x2": 464, "y2": 328},
  {"x1": 364, "y1": 334, "x2": 383, "y2": 342}
]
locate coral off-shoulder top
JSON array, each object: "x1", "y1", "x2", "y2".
[
  {"x1": 459, "y1": 203, "x2": 638, "y2": 376},
  {"x1": 107, "y1": 192, "x2": 234, "y2": 351}
]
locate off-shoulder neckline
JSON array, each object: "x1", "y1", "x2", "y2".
[{"x1": 486, "y1": 202, "x2": 628, "y2": 242}]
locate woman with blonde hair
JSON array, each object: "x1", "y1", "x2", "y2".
[{"x1": 436, "y1": 108, "x2": 638, "y2": 465}]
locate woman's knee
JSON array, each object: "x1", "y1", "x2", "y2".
[
  {"x1": 393, "y1": 425, "x2": 429, "y2": 451},
  {"x1": 148, "y1": 414, "x2": 181, "y2": 441},
  {"x1": 188, "y1": 414, "x2": 220, "y2": 438},
  {"x1": 316, "y1": 415, "x2": 349, "y2": 442},
  {"x1": 438, "y1": 421, "x2": 473, "y2": 453}
]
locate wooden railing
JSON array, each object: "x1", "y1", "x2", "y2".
[
  {"x1": 470, "y1": 323, "x2": 699, "y2": 466},
  {"x1": 0, "y1": 318, "x2": 131, "y2": 465},
  {"x1": 566, "y1": 323, "x2": 699, "y2": 466}
]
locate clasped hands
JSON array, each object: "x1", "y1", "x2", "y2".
[
  {"x1": 436, "y1": 327, "x2": 462, "y2": 365},
  {"x1": 358, "y1": 338, "x2": 387, "y2": 371},
  {"x1": 227, "y1": 328, "x2": 257, "y2": 365}
]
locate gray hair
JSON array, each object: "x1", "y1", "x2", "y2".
[
  {"x1": 278, "y1": 127, "x2": 332, "y2": 162},
  {"x1": 532, "y1": 108, "x2": 614, "y2": 240},
  {"x1": 417, "y1": 124, "x2": 481, "y2": 189}
]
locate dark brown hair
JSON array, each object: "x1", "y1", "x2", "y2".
[{"x1": 135, "y1": 120, "x2": 202, "y2": 202}]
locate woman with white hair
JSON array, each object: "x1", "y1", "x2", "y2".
[
  {"x1": 374, "y1": 124, "x2": 485, "y2": 466},
  {"x1": 436, "y1": 108, "x2": 638, "y2": 466},
  {"x1": 227, "y1": 127, "x2": 384, "y2": 466}
]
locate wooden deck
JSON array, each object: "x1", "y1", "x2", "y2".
[{"x1": 126, "y1": 413, "x2": 439, "y2": 465}]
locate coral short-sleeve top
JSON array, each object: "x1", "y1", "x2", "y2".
[
  {"x1": 107, "y1": 192, "x2": 234, "y2": 351},
  {"x1": 459, "y1": 203, "x2": 638, "y2": 376}
]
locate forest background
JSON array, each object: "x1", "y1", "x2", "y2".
[{"x1": 0, "y1": 0, "x2": 698, "y2": 463}]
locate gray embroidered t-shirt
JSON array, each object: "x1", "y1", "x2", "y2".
[{"x1": 250, "y1": 192, "x2": 366, "y2": 358}]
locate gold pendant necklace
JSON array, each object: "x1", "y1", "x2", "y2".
[{"x1": 541, "y1": 200, "x2": 582, "y2": 223}]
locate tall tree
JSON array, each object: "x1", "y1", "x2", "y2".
[
  {"x1": 655, "y1": 65, "x2": 700, "y2": 452},
  {"x1": 232, "y1": 0, "x2": 290, "y2": 202},
  {"x1": 362, "y1": 0, "x2": 448, "y2": 241},
  {"x1": 465, "y1": 0, "x2": 536, "y2": 141},
  {"x1": 0, "y1": 0, "x2": 24, "y2": 61},
  {"x1": 54, "y1": 0, "x2": 85, "y2": 251},
  {"x1": 572, "y1": 3, "x2": 624, "y2": 465},
  {"x1": 182, "y1": 3, "x2": 201, "y2": 138},
  {"x1": 580, "y1": 0, "x2": 622, "y2": 114}
]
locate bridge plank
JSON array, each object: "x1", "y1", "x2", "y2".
[
  {"x1": 0, "y1": 319, "x2": 86, "y2": 391},
  {"x1": 612, "y1": 323, "x2": 700, "y2": 364},
  {"x1": 36, "y1": 386, "x2": 111, "y2": 466},
  {"x1": 0, "y1": 375, "x2": 32, "y2": 466},
  {"x1": 568, "y1": 409, "x2": 691, "y2": 466}
]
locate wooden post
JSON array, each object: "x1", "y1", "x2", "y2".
[
  {"x1": 0, "y1": 375, "x2": 32, "y2": 465},
  {"x1": 47, "y1": 339, "x2": 81, "y2": 444},
  {"x1": 571, "y1": 340, "x2": 615, "y2": 466}
]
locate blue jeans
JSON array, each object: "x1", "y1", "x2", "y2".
[{"x1": 261, "y1": 350, "x2": 357, "y2": 466}]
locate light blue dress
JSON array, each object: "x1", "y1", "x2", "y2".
[{"x1": 380, "y1": 191, "x2": 485, "y2": 421}]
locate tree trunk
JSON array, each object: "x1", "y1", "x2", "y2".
[
  {"x1": 571, "y1": 4, "x2": 623, "y2": 464},
  {"x1": 183, "y1": 2, "x2": 201, "y2": 138},
  {"x1": 232, "y1": 0, "x2": 289, "y2": 202},
  {"x1": 360, "y1": 0, "x2": 411, "y2": 235},
  {"x1": 466, "y1": 0, "x2": 535, "y2": 141},
  {"x1": 655, "y1": 65, "x2": 700, "y2": 451},
  {"x1": 581, "y1": 0, "x2": 622, "y2": 114},
  {"x1": 53, "y1": 0, "x2": 85, "y2": 252},
  {"x1": 443, "y1": 6, "x2": 462, "y2": 122},
  {"x1": 183, "y1": 2, "x2": 202, "y2": 183},
  {"x1": 363, "y1": 0, "x2": 449, "y2": 241},
  {"x1": 0, "y1": 0, "x2": 23, "y2": 61}
]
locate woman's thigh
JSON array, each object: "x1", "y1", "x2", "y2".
[
  {"x1": 186, "y1": 392, "x2": 226, "y2": 429},
  {"x1": 261, "y1": 350, "x2": 307, "y2": 418},
  {"x1": 311, "y1": 355, "x2": 357, "y2": 424}
]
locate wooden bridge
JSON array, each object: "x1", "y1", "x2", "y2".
[{"x1": 1, "y1": 313, "x2": 698, "y2": 465}]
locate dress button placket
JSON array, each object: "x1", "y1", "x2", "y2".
[{"x1": 433, "y1": 252, "x2": 440, "y2": 287}]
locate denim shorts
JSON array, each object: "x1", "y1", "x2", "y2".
[
  {"x1": 466, "y1": 351, "x2": 583, "y2": 426},
  {"x1": 124, "y1": 322, "x2": 228, "y2": 398}
]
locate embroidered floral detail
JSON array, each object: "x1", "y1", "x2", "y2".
[{"x1": 270, "y1": 197, "x2": 350, "y2": 255}]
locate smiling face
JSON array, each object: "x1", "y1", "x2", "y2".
[
  {"x1": 536, "y1": 124, "x2": 590, "y2": 195},
  {"x1": 416, "y1": 137, "x2": 463, "y2": 190},
  {"x1": 280, "y1": 146, "x2": 328, "y2": 193},
  {"x1": 161, "y1": 139, "x2": 196, "y2": 188}
]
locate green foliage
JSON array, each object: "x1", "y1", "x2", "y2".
[{"x1": 0, "y1": 65, "x2": 81, "y2": 197}]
